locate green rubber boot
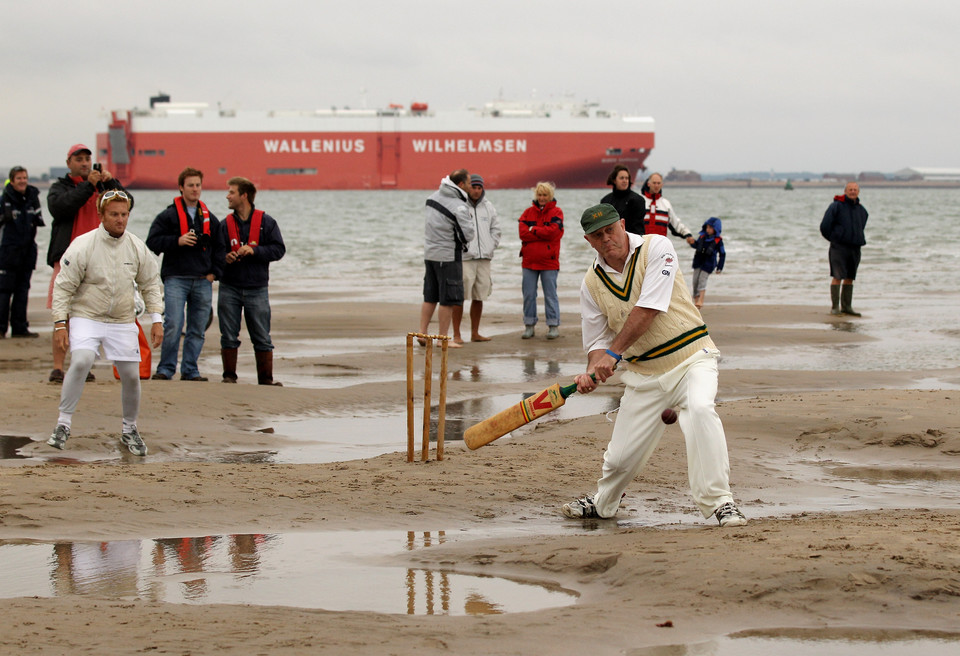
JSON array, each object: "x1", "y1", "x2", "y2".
[{"x1": 840, "y1": 285, "x2": 861, "y2": 317}]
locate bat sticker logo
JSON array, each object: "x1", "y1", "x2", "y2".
[{"x1": 531, "y1": 390, "x2": 553, "y2": 411}]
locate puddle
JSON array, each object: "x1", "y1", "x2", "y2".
[
  {"x1": 0, "y1": 530, "x2": 577, "y2": 615},
  {"x1": 0, "y1": 435, "x2": 31, "y2": 459},
  {"x1": 629, "y1": 630, "x2": 960, "y2": 655},
  {"x1": 3, "y1": 386, "x2": 619, "y2": 464},
  {"x1": 264, "y1": 391, "x2": 620, "y2": 463}
]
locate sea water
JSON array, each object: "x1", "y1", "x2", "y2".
[{"x1": 34, "y1": 186, "x2": 960, "y2": 372}]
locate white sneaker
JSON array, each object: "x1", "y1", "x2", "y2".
[
  {"x1": 121, "y1": 428, "x2": 148, "y2": 456},
  {"x1": 561, "y1": 495, "x2": 600, "y2": 519},
  {"x1": 48, "y1": 424, "x2": 70, "y2": 450},
  {"x1": 714, "y1": 502, "x2": 747, "y2": 527}
]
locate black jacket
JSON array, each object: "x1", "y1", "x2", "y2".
[
  {"x1": 601, "y1": 187, "x2": 646, "y2": 235},
  {"x1": 45, "y1": 175, "x2": 130, "y2": 266},
  {"x1": 0, "y1": 183, "x2": 44, "y2": 270},
  {"x1": 146, "y1": 201, "x2": 225, "y2": 280},
  {"x1": 820, "y1": 195, "x2": 868, "y2": 248},
  {"x1": 218, "y1": 206, "x2": 285, "y2": 289}
]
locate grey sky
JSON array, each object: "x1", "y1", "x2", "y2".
[{"x1": 4, "y1": 0, "x2": 958, "y2": 176}]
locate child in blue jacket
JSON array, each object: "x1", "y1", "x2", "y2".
[{"x1": 690, "y1": 216, "x2": 725, "y2": 309}]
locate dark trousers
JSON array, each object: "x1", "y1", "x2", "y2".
[{"x1": 0, "y1": 266, "x2": 33, "y2": 335}]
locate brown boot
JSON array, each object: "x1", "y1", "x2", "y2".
[
  {"x1": 255, "y1": 350, "x2": 282, "y2": 386},
  {"x1": 221, "y1": 348, "x2": 239, "y2": 383}
]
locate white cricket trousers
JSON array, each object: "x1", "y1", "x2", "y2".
[{"x1": 593, "y1": 348, "x2": 735, "y2": 519}]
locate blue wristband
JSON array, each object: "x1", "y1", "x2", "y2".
[{"x1": 604, "y1": 349, "x2": 622, "y2": 362}]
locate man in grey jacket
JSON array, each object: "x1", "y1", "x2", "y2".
[
  {"x1": 418, "y1": 169, "x2": 475, "y2": 347},
  {"x1": 453, "y1": 173, "x2": 501, "y2": 343}
]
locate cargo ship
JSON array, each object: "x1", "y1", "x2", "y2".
[{"x1": 96, "y1": 94, "x2": 654, "y2": 190}]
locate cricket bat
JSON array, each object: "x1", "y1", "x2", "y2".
[{"x1": 463, "y1": 380, "x2": 580, "y2": 450}]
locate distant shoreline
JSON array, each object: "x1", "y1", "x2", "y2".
[
  {"x1": 666, "y1": 179, "x2": 960, "y2": 189},
  {"x1": 24, "y1": 179, "x2": 960, "y2": 191}
]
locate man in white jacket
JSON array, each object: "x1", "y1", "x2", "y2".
[
  {"x1": 453, "y1": 174, "x2": 501, "y2": 343},
  {"x1": 47, "y1": 190, "x2": 164, "y2": 456}
]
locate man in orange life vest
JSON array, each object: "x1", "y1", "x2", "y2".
[
  {"x1": 46, "y1": 143, "x2": 129, "y2": 383},
  {"x1": 217, "y1": 177, "x2": 285, "y2": 385},
  {"x1": 146, "y1": 167, "x2": 225, "y2": 381}
]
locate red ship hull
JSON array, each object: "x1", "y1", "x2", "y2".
[{"x1": 97, "y1": 103, "x2": 654, "y2": 191}]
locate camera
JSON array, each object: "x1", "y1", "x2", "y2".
[{"x1": 93, "y1": 163, "x2": 102, "y2": 172}]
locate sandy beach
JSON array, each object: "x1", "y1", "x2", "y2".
[{"x1": 2, "y1": 292, "x2": 960, "y2": 654}]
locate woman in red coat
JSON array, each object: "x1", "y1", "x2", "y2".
[{"x1": 518, "y1": 181, "x2": 563, "y2": 339}]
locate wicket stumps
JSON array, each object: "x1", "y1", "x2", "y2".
[{"x1": 405, "y1": 332, "x2": 449, "y2": 462}]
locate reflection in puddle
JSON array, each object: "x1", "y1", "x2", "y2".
[
  {"x1": 630, "y1": 631, "x2": 960, "y2": 655},
  {"x1": 0, "y1": 530, "x2": 577, "y2": 616},
  {"x1": 262, "y1": 389, "x2": 620, "y2": 464}
]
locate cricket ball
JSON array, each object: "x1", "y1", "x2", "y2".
[{"x1": 661, "y1": 408, "x2": 678, "y2": 424}]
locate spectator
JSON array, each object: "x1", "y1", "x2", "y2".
[
  {"x1": 519, "y1": 181, "x2": 563, "y2": 340},
  {"x1": 146, "y1": 167, "x2": 224, "y2": 381},
  {"x1": 419, "y1": 169, "x2": 475, "y2": 347},
  {"x1": 453, "y1": 173, "x2": 500, "y2": 343},
  {"x1": 0, "y1": 166, "x2": 44, "y2": 338},
  {"x1": 46, "y1": 144, "x2": 129, "y2": 382},
  {"x1": 217, "y1": 177, "x2": 286, "y2": 385}
]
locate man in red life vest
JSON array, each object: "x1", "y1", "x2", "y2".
[
  {"x1": 146, "y1": 167, "x2": 225, "y2": 381},
  {"x1": 217, "y1": 177, "x2": 286, "y2": 385},
  {"x1": 640, "y1": 172, "x2": 696, "y2": 245},
  {"x1": 46, "y1": 144, "x2": 129, "y2": 383}
]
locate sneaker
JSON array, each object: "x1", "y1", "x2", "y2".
[
  {"x1": 714, "y1": 502, "x2": 747, "y2": 527},
  {"x1": 120, "y1": 428, "x2": 148, "y2": 456},
  {"x1": 11, "y1": 331, "x2": 39, "y2": 338},
  {"x1": 546, "y1": 326, "x2": 560, "y2": 340},
  {"x1": 151, "y1": 372, "x2": 171, "y2": 380},
  {"x1": 521, "y1": 325, "x2": 535, "y2": 339},
  {"x1": 49, "y1": 368, "x2": 64, "y2": 383},
  {"x1": 561, "y1": 495, "x2": 601, "y2": 519},
  {"x1": 180, "y1": 375, "x2": 208, "y2": 381},
  {"x1": 48, "y1": 424, "x2": 70, "y2": 450},
  {"x1": 85, "y1": 371, "x2": 96, "y2": 382}
]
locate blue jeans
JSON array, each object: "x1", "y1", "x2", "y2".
[
  {"x1": 522, "y1": 268, "x2": 559, "y2": 327},
  {"x1": 217, "y1": 283, "x2": 274, "y2": 351},
  {"x1": 157, "y1": 277, "x2": 213, "y2": 378}
]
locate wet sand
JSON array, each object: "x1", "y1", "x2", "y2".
[{"x1": 1, "y1": 292, "x2": 960, "y2": 654}]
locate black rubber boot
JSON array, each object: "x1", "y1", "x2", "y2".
[
  {"x1": 840, "y1": 285, "x2": 861, "y2": 317},
  {"x1": 830, "y1": 285, "x2": 842, "y2": 315}
]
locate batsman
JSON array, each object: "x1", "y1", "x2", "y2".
[{"x1": 563, "y1": 204, "x2": 747, "y2": 527}]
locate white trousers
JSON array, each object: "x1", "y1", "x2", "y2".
[{"x1": 593, "y1": 349, "x2": 734, "y2": 519}]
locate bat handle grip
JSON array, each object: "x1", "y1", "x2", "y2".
[{"x1": 560, "y1": 374, "x2": 596, "y2": 399}]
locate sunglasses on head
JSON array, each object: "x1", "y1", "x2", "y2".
[{"x1": 98, "y1": 189, "x2": 130, "y2": 210}]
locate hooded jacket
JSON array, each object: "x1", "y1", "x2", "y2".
[
  {"x1": 0, "y1": 182, "x2": 44, "y2": 270},
  {"x1": 691, "y1": 217, "x2": 725, "y2": 273},
  {"x1": 519, "y1": 198, "x2": 564, "y2": 270},
  {"x1": 820, "y1": 194, "x2": 868, "y2": 247},
  {"x1": 465, "y1": 188, "x2": 501, "y2": 260},
  {"x1": 424, "y1": 177, "x2": 475, "y2": 262}
]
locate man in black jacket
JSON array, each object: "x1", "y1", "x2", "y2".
[
  {"x1": 0, "y1": 167, "x2": 44, "y2": 337},
  {"x1": 217, "y1": 177, "x2": 285, "y2": 385},
  {"x1": 820, "y1": 182, "x2": 868, "y2": 316},
  {"x1": 45, "y1": 144, "x2": 129, "y2": 382},
  {"x1": 146, "y1": 167, "x2": 225, "y2": 381}
]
